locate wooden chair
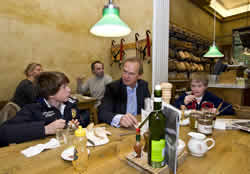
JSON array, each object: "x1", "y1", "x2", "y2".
[
  {"x1": 0, "y1": 101, "x2": 8, "y2": 110},
  {"x1": 0, "y1": 102, "x2": 21, "y2": 125}
]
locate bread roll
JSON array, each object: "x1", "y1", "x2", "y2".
[
  {"x1": 176, "y1": 61, "x2": 186, "y2": 71},
  {"x1": 178, "y1": 51, "x2": 186, "y2": 60}
]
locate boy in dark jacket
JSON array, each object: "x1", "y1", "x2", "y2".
[
  {"x1": 0, "y1": 71, "x2": 89, "y2": 147},
  {"x1": 175, "y1": 73, "x2": 234, "y2": 115}
]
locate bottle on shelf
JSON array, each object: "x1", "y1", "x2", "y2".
[
  {"x1": 134, "y1": 128, "x2": 142, "y2": 158},
  {"x1": 148, "y1": 84, "x2": 166, "y2": 168},
  {"x1": 72, "y1": 126, "x2": 88, "y2": 174}
]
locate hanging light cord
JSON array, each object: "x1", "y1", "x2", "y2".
[
  {"x1": 247, "y1": 0, "x2": 249, "y2": 26},
  {"x1": 213, "y1": 8, "x2": 216, "y2": 44}
]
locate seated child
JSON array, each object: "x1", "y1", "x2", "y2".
[
  {"x1": 0, "y1": 71, "x2": 89, "y2": 147},
  {"x1": 175, "y1": 73, "x2": 234, "y2": 115}
]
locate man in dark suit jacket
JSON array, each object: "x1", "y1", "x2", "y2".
[{"x1": 98, "y1": 57, "x2": 150, "y2": 128}]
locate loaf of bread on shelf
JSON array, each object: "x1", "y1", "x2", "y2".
[
  {"x1": 178, "y1": 50, "x2": 186, "y2": 60},
  {"x1": 184, "y1": 62, "x2": 192, "y2": 72},
  {"x1": 183, "y1": 51, "x2": 188, "y2": 59},
  {"x1": 194, "y1": 63, "x2": 199, "y2": 71},
  {"x1": 176, "y1": 61, "x2": 186, "y2": 71},
  {"x1": 168, "y1": 59, "x2": 176, "y2": 71},
  {"x1": 200, "y1": 64, "x2": 204, "y2": 71},
  {"x1": 176, "y1": 73, "x2": 188, "y2": 80}
]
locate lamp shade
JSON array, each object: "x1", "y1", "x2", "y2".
[
  {"x1": 203, "y1": 42, "x2": 224, "y2": 58},
  {"x1": 90, "y1": 5, "x2": 131, "y2": 37}
]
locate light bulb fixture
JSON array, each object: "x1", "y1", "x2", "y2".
[
  {"x1": 243, "y1": 47, "x2": 250, "y2": 56},
  {"x1": 90, "y1": 0, "x2": 131, "y2": 37},
  {"x1": 241, "y1": 0, "x2": 250, "y2": 56},
  {"x1": 203, "y1": 4, "x2": 224, "y2": 58}
]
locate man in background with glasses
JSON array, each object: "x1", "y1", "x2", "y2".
[{"x1": 98, "y1": 57, "x2": 150, "y2": 128}]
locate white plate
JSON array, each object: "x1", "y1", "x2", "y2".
[{"x1": 61, "y1": 146, "x2": 90, "y2": 161}]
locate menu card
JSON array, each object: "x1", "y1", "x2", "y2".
[{"x1": 162, "y1": 104, "x2": 181, "y2": 174}]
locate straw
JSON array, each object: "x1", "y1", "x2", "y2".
[
  {"x1": 217, "y1": 104, "x2": 232, "y2": 115},
  {"x1": 216, "y1": 101, "x2": 223, "y2": 113}
]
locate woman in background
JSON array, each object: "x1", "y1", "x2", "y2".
[
  {"x1": 175, "y1": 73, "x2": 234, "y2": 115},
  {"x1": 11, "y1": 63, "x2": 43, "y2": 108}
]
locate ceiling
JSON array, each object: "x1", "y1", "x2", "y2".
[
  {"x1": 211, "y1": 0, "x2": 250, "y2": 18},
  {"x1": 190, "y1": 0, "x2": 250, "y2": 20},
  {"x1": 218, "y1": 0, "x2": 248, "y2": 10}
]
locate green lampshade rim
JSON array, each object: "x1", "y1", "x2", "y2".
[
  {"x1": 92, "y1": 14, "x2": 130, "y2": 28},
  {"x1": 203, "y1": 45, "x2": 224, "y2": 58}
]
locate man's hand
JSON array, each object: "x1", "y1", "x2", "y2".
[
  {"x1": 45, "y1": 119, "x2": 66, "y2": 135},
  {"x1": 76, "y1": 76, "x2": 86, "y2": 82},
  {"x1": 119, "y1": 113, "x2": 138, "y2": 128},
  {"x1": 184, "y1": 95, "x2": 196, "y2": 105}
]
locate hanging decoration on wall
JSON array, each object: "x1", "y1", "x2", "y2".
[
  {"x1": 135, "y1": 33, "x2": 140, "y2": 58},
  {"x1": 119, "y1": 38, "x2": 126, "y2": 63},
  {"x1": 111, "y1": 40, "x2": 120, "y2": 63},
  {"x1": 110, "y1": 30, "x2": 152, "y2": 66},
  {"x1": 111, "y1": 39, "x2": 126, "y2": 67},
  {"x1": 145, "y1": 30, "x2": 151, "y2": 63},
  {"x1": 139, "y1": 30, "x2": 151, "y2": 63}
]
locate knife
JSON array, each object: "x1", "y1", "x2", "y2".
[{"x1": 87, "y1": 139, "x2": 95, "y2": 146}]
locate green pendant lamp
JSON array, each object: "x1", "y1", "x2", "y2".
[
  {"x1": 203, "y1": 41, "x2": 224, "y2": 57},
  {"x1": 90, "y1": 0, "x2": 131, "y2": 37},
  {"x1": 203, "y1": 7, "x2": 224, "y2": 58}
]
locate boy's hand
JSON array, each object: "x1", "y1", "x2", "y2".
[
  {"x1": 44, "y1": 119, "x2": 66, "y2": 135},
  {"x1": 184, "y1": 95, "x2": 196, "y2": 105},
  {"x1": 69, "y1": 119, "x2": 80, "y2": 128}
]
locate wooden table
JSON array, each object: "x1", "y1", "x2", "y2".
[
  {"x1": 0, "y1": 123, "x2": 249, "y2": 174},
  {"x1": 72, "y1": 94, "x2": 98, "y2": 124}
]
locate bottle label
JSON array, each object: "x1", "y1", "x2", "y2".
[
  {"x1": 73, "y1": 148, "x2": 78, "y2": 160},
  {"x1": 198, "y1": 124, "x2": 212, "y2": 134},
  {"x1": 151, "y1": 139, "x2": 165, "y2": 162},
  {"x1": 154, "y1": 97, "x2": 162, "y2": 102}
]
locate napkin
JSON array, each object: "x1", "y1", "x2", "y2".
[
  {"x1": 214, "y1": 119, "x2": 226, "y2": 130},
  {"x1": 180, "y1": 118, "x2": 190, "y2": 126},
  {"x1": 21, "y1": 138, "x2": 60, "y2": 157},
  {"x1": 86, "y1": 127, "x2": 111, "y2": 146},
  {"x1": 214, "y1": 119, "x2": 242, "y2": 130}
]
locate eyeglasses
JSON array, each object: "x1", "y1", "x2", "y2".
[{"x1": 122, "y1": 70, "x2": 137, "y2": 77}]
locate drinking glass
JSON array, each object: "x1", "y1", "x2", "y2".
[{"x1": 56, "y1": 128, "x2": 67, "y2": 145}]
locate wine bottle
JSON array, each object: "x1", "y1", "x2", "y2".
[{"x1": 148, "y1": 84, "x2": 166, "y2": 168}]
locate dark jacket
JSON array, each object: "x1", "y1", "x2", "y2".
[
  {"x1": 11, "y1": 79, "x2": 37, "y2": 108},
  {"x1": 98, "y1": 79, "x2": 150, "y2": 124},
  {"x1": 0, "y1": 98, "x2": 87, "y2": 147},
  {"x1": 174, "y1": 91, "x2": 234, "y2": 115}
]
